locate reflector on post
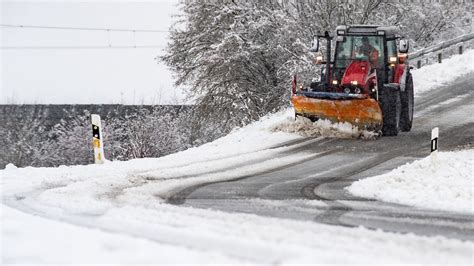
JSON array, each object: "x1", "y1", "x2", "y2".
[
  {"x1": 91, "y1": 114, "x2": 105, "y2": 164},
  {"x1": 430, "y1": 127, "x2": 439, "y2": 169},
  {"x1": 431, "y1": 127, "x2": 439, "y2": 153}
]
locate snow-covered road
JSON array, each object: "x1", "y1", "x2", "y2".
[
  {"x1": 2, "y1": 52, "x2": 474, "y2": 264},
  {"x1": 176, "y1": 70, "x2": 474, "y2": 238}
]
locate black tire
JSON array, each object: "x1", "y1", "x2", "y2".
[
  {"x1": 380, "y1": 86, "x2": 401, "y2": 136},
  {"x1": 400, "y1": 73, "x2": 414, "y2": 132}
]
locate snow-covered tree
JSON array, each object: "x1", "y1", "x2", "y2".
[
  {"x1": 391, "y1": 1, "x2": 471, "y2": 49},
  {"x1": 162, "y1": 1, "x2": 312, "y2": 132}
]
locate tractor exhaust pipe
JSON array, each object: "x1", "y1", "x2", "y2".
[{"x1": 324, "y1": 31, "x2": 332, "y2": 88}]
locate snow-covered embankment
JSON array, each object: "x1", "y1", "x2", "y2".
[
  {"x1": 412, "y1": 49, "x2": 474, "y2": 96},
  {"x1": 348, "y1": 149, "x2": 473, "y2": 213}
]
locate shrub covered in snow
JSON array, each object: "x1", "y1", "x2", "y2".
[{"x1": 0, "y1": 107, "x2": 224, "y2": 168}]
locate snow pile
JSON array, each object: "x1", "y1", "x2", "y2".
[
  {"x1": 412, "y1": 49, "x2": 474, "y2": 96},
  {"x1": 273, "y1": 116, "x2": 379, "y2": 140},
  {"x1": 348, "y1": 149, "x2": 474, "y2": 213}
]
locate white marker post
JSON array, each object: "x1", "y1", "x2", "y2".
[
  {"x1": 91, "y1": 114, "x2": 105, "y2": 164},
  {"x1": 431, "y1": 127, "x2": 439, "y2": 169},
  {"x1": 431, "y1": 127, "x2": 439, "y2": 153}
]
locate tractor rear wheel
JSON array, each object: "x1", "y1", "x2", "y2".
[
  {"x1": 380, "y1": 87, "x2": 401, "y2": 136},
  {"x1": 400, "y1": 74, "x2": 414, "y2": 132}
]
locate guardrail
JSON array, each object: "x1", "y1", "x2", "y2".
[{"x1": 408, "y1": 32, "x2": 474, "y2": 68}]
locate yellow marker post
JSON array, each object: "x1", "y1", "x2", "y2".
[{"x1": 91, "y1": 114, "x2": 105, "y2": 164}]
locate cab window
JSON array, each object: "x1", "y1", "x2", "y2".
[
  {"x1": 387, "y1": 40, "x2": 397, "y2": 58},
  {"x1": 335, "y1": 36, "x2": 384, "y2": 69}
]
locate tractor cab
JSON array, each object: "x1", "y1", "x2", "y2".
[{"x1": 332, "y1": 25, "x2": 406, "y2": 92}]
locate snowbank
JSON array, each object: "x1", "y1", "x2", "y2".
[
  {"x1": 412, "y1": 49, "x2": 474, "y2": 96},
  {"x1": 348, "y1": 149, "x2": 474, "y2": 214}
]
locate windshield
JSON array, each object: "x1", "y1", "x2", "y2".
[{"x1": 335, "y1": 35, "x2": 384, "y2": 69}]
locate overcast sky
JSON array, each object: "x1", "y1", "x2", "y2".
[{"x1": 1, "y1": 0, "x2": 185, "y2": 105}]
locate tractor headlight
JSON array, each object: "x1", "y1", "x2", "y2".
[
  {"x1": 389, "y1": 56, "x2": 397, "y2": 63},
  {"x1": 337, "y1": 30, "x2": 345, "y2": 35},
  {"x1": 332, "y1": 80, "x2": 338, "y2": 85},
  {"x1": 377, "y1": 30, "x2": 385, "y2": 35},
  {"x1": 351, "y1": 80, "x2": 358, "y2": 86}
]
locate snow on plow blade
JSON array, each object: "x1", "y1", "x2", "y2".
[{"x1": 291, "y1": 92, "x2": 383, "y2": 131}]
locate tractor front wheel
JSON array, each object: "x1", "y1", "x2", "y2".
[
  {"x1": 380, "y1": 87, "x2": 401, "y2": 136},
  {"x1": 400, "y1": 74, "x2": 414, "y2": 132}
]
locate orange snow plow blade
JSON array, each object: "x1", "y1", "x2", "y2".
[{"x1": 292, "y1": 93, "x2": 383, "y2": 131}]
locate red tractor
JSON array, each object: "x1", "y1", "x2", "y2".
[{"x1": 291, "y1": 25, "x2": 414, "y2": 136}]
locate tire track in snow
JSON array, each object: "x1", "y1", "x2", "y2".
[
  {"x1": 96, "y1": 137, "x2": 322, "y2": 202},
  {"x1": 165, "y1": 149, "x2": 341, "y2": 205}
]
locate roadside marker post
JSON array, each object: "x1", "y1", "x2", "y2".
[
  {"x1": 431, "y1": 127, "x2": 439, "y2": 153},
  {"x1": 431, "y1": 127, "x2": 439, "y2": 169},
  {"x1": 91, "y1": 114, "x2": 105, "y2": 164}
]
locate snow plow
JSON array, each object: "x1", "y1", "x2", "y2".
[{"x1": 292, "y1": 25, "x2": 414, "y2": 136}]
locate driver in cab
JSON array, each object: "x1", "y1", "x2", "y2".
[{"x1": 356, "y1": 36, "x2": 379, "y2": 68}]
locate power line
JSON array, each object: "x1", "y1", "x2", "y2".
[
  {"x1": 1, "y1": 45, "x2": 166, "y2": 50},
  {"x1": 0, "y1": 24, "x2": 169, "y2": 33},
  {"x1": 1, "y1": 24, "x2": 169, "y2": 50}
]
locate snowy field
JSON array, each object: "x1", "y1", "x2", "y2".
[
  {"x1": 348, "y1": 150, "x2": 474, "y2": 214},
  {"x1": 2, "y1": 52, "x2": 474, "y2": 264}
]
